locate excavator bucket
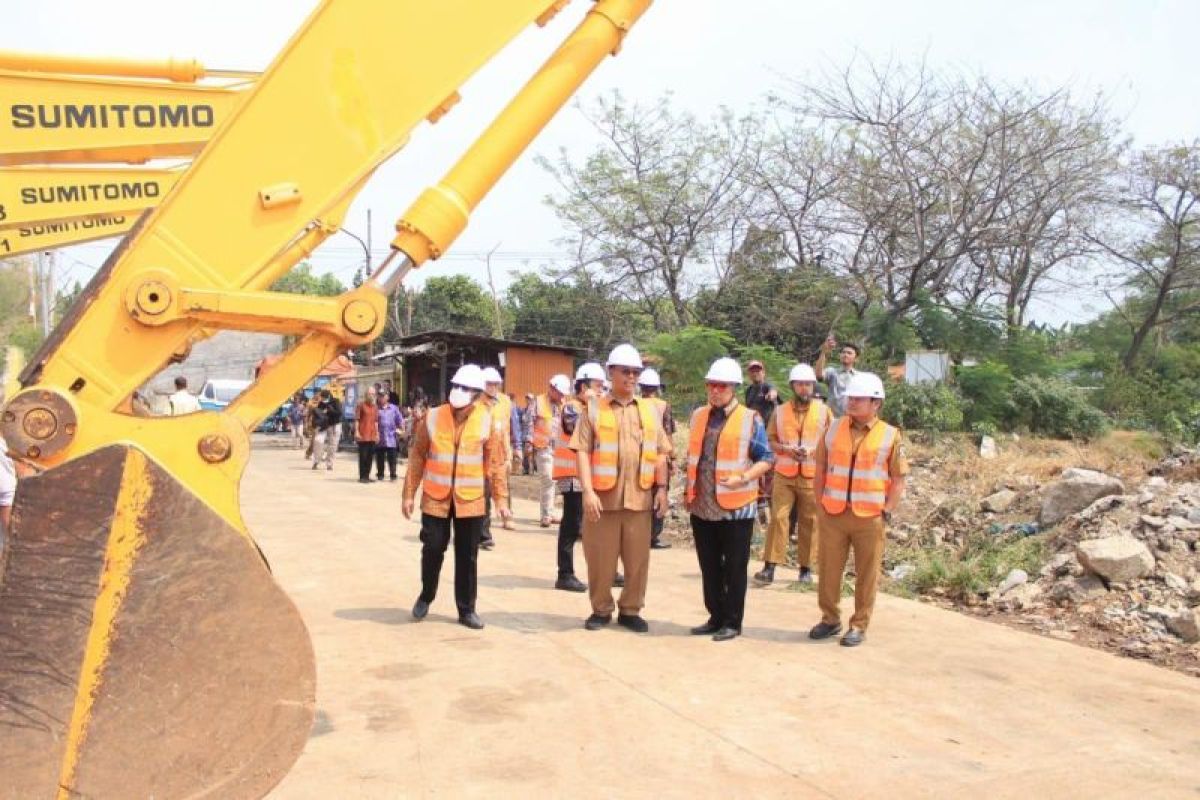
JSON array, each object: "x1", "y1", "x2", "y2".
[{"x1": 0, "y1": 445, "x2": 315, "y2": 798}]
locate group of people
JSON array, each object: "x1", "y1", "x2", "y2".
[{"x1": 402, "y1": 339, "x2": 908, "y2": 648}]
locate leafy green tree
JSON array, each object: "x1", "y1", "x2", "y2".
[
  {"x1": 409, "y1": 274, "x2": 496, "y2": 336},
  {"x1": 505, "y1": 271, "x2": 649, "y2": 355},
  {"x1": 270, "y1": 262, "x2": 346, "y2": 296},
  {"x1": 645, "y1": 326, "x2": 735, "y2": 410}
]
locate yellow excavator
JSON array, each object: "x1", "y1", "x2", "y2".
[
  {"x1": 0, "y1": 51, "x2": 254, "y2": 256},
  {"x1": 0, "y1": 1, "x2": 653, "y2": 798}
]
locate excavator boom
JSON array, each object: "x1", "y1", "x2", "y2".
[
  {"x1": 0, "y1": 1, "x2": 653, "y2": 798},
  {"x1": 0, "y1": 165, "x2": 179, "y2": 231}
]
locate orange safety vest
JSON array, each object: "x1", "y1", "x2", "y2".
[
  {"x1": 531, "y1": 393, "x2": 554, "y2": 449},
  {"x1": 422, "y1": 403, "x2": 493, "y2": 504},
  {"x1": 819, "y1": 416, "x2": 897, "y2": 517},
  {"x1": 686, "y1": 402, "x2": 757, "y2": 511},
  {"x1": 553, "y1": 396, "x2": 584, "y2": 480},
  {"x1": 773, "y1": 399, "x2": 832, "y2": 479},
  {"x1": 484, "y1": 392, "x2": 514, "y2": 461},
  {"x1": 587, "y1": 396, "x2": 659, "y2": 492}
]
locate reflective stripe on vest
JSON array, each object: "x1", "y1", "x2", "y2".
[
  {"x1": 686, "y1": 403, "x2": 757, "y2": 511},
  {"x1": 588, "y1": 396, "x2": 659, "y2": 492},
  {"x1": 820, "y1": 417, "x2": 897, "y2": 517},
  {"x1": 531, "y1": 393, "x2": 553, "y2": 449},
  {"x1": 423, "y1": 403, "x2": 492, "y2": 504},
  {"x1": 553, "y1": 397, "x2": 583, "y2": 480},
  {"x1": 773, "y1": 400, "x2": 831, "y2": 478}
]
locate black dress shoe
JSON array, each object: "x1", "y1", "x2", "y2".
[
  {"x1": 752, "y1": 563, "x2": 775, "y2": 586},
  {"x1": 616, "y1": 614, "x2": 649, "y2": 633},
  {"x1": 797, "y1": 567, "x2": 814, "y2": 584},
  {"x1": 690, "y1": 621, "x2": 721, "y2": 636},
  {"x1": 712, "y1": 626, "x2": 740, "y2": 642},
  {"x1": 555, "y1": 575, "x2": 587, "y2": 593},
  {"x1": 651, "y1": 539, "x2": 671, "y2": 550},
  {"x1": 584, "y1": 613, "x2": 612, "y2": 631},
  {"x1": 412, "y1": 598, "x2": 430, "y2": 620},
  {"x1": 840, "y1": 628, "x2": 865, "y2": 647},
  {"x1": 613, "y1": 573, "x2": 625, "y2": 588},
  {"x1": 808, "y1": 621, "x2": 842, "y2": 640},
  {"x1": 459, "y1": 611, "x2": 485, "y2": 630}
]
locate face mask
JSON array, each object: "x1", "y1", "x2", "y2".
[{"x1": 448, "y1": 388, "x2": 474, "y2": 409}]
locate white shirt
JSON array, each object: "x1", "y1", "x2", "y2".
[
  {"x1": 168, "y1": 390, "x2": 202, "y2": 416},
  {"x1": 0, "y1": 436, "x2": 17, "y2": 506}
]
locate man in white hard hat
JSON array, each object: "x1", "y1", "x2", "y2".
[
  {"x1": 809, "y1": 372, "x2": 908, "y2": 647},
  {"x1": 754, "y1": 363, "x2": 834, "y2": 586},
  {"x1": 570, "y1": 344, "x2": 673, "y2": 633},
  {"x1": 403, "y1": 364, "x2": 512, "y2": 630},
  {"x1": 684, "y1": 358, "x2": 774, "y2": 641},
  {"x1": 638, "y1": 367, "x2": 676, "y2": 549},
  {"x1": 530, "y1": 374, "x2": 570, "y2": 527},
  {"x1": 479, "y1": 366, "x2": 521, "y2": 545},
  {"x1": 551, "y1": 362, "x2": 606, "y2": 592}
]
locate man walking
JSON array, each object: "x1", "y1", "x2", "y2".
[
  {"x1": 809, "y1": 373, "x2": 908, "y2": 647},
  {"x1": 354, "y1": 390, "x2": 379, "y2": 483},
  {"x1": 532, "y1": 374, "x2": 570, "y2": 527},
  {"x1": 571, "y1": 344, "x2": 673, "y2": 633},
  {"x1": 814, "y1": 337, "x2": 861, "y2": 418},
  {"x1": 479, "y1": 367, "x2": 520, "y2": 547},
  {"x1": 638, "y1": 367, "x2": 675, "y2": 550},
  {"x1": 375, "y1": 391, "x2": 404, "y2": 480},
  {"x1": 754, "y1": 364, "x2": 833, "y2": 586},
  {"x1": 403, "y1": 365, "x2": 511, "y2": 630},
  {"x1": 311, "y1": 389, "x2": 343, "y2": 471}
]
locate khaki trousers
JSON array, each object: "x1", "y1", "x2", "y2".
[
  {"x1": 582, "y1": 509, "x2": 651, "y2": 616},
  {"x1": 817, "y1": 509, "x2": 884, "y2": 631},
  {"x1": 765, "y1": 473, "x2": 819, "y2": 569}
]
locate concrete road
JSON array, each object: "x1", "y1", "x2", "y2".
[{"x1": 247, "y1": 443, "x2": 1200, "y2": 799}]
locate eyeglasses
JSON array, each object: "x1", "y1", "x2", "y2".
[
  {"x1": 614, "y1": 367, "x2": 642, "y2": 378},
  {"x1": 706, "y1": 382, "x2": 733, "y2": 390}
]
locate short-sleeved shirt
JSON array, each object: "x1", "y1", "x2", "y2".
[
  {"x1": 355, "y1": 403, "x2": 379, "y2": 442},
  {"x1": 821, "y1": 367, "x2": 858, "y2": 418},
  {"x1": 0, "y1": 436, "x2": 16, "y2": 507},
  {"x1": 569, "y1": 395, "x2": 674, "y2": 512}
]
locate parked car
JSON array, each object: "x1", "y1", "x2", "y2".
[{"x1": 198, "y1": 379, "x2": 251, "y2": 412}]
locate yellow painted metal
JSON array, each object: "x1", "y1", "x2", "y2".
[
  {"x1": 0, "y1": 211, "x2": 137, "y2": 257},
  {"x1": 0, "y1": 165, "x2": 180, "y2": 230},
  {"x1": 0, "y1": 49, "x2": 257, "y2": 84},
  {"x1": 0, "y1": 70, "x2": 248, "y2": 166},
  {"x1": 392, "y1": 0, "x2": 653, "y2": 266}
]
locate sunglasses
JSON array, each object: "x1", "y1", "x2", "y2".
[
  {"x1": 614, "y1": 367, "x2": 643, "y2": 378},
  {"x1": 706, "y1": 382, "x2": 733, "y2": 390}
]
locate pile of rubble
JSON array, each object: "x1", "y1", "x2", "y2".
[{"x1": 982, "y1": 449, "x2": 1200, "y2": 674}]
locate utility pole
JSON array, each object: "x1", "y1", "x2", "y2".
[
  {"x1": 484, "y1": 243, "x2": 504, "y2": 339},
  {"x1": 42, "y1": 251, "x2": 54, "y2": 336}
]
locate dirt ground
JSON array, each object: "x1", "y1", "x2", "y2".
[{"x1": 246, "y1": 439, "x2": 1200, "y2": 799}]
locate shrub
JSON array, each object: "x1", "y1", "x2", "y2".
[
  {"x1": 1006, "y1": 375, "x2": 1107, "y2": 440},
  {"x1": 956, "y1": 361, "x2": 1014, "y2": 428},
  {"x1": 881, "y1": 381, "x2": 965, "y2": 432}
]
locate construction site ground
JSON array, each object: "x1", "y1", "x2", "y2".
[{"x1": 246, "y1": 439, "x2": 1200, "y2": 799}]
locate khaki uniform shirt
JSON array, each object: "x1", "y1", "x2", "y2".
[
  {"x1": 815, "y1": 416, "x2": 909, "y2": 525},
  {"x1": 403, "y1": 406, "x2": 510, "y2": 519},
  {"x1": 569, "y1": 395, "x2": 674, "y2": 512},
  {"x1": 767, "y1": 398, "x2": 826, "y2": 490}
]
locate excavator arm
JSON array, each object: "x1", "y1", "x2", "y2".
[{"x1": 0, "y1": 1, "x2": 653, "y2": 798}]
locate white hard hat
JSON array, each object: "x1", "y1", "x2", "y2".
[
  {"x1": 481, "y1": 366, "x2": 502, "y2": 384},
  {"x1": 639, "y1": 367, "x2": 662, "y2": 388},
  {"x1": 704, "y1": 357, "x2": 743, "y2": 384},
  {"x1": 789, "y1": 364, "x2": 817, "y2": 383},
  {"x1": 846, "y1": 372, "x2": 886, "y2": 400},
  {"x1": 575, "y1": 362, "x2": 606, "y2": 382},
  {"x1": 549, "y1": 374, "x2": 571, "y2": 395},
  {"x1": 450, "y1": 364, "x2": 486, "y2": 391},
  {"x1": 606, "y1": 343, "x2": 644, "y2": 370}
]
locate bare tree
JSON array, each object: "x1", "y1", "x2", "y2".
[
  {"x1": 540, "y1": 92, "x2": 760, "y2": 330},
  {"x1": 1092, "y1": 144, "x2": 1200, "y2": 368}
]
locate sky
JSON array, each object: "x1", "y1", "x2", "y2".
[{"x1": 7, "y1": 0, "x2": 1198, "y2": 327}]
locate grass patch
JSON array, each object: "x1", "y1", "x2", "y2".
[{"x1": 889, "y1": 530, "x2": 1046, "y2": 601}]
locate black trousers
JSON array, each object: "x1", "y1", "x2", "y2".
[
  {"x1": 419, "y1": 510, "x2": 482, "y2": 616},
  {"x1": 374, "y1": 445, "x2": 398, "y2": 478},
  {"x1": 691, "y1": 515, "x2": 754, "y2": 631},
  {"x1": 356, "y1": 441, "x2": 376, "y2": 480},
  {"x1": 558, "y1": 490, "x2": 583, "y2": 578}
]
